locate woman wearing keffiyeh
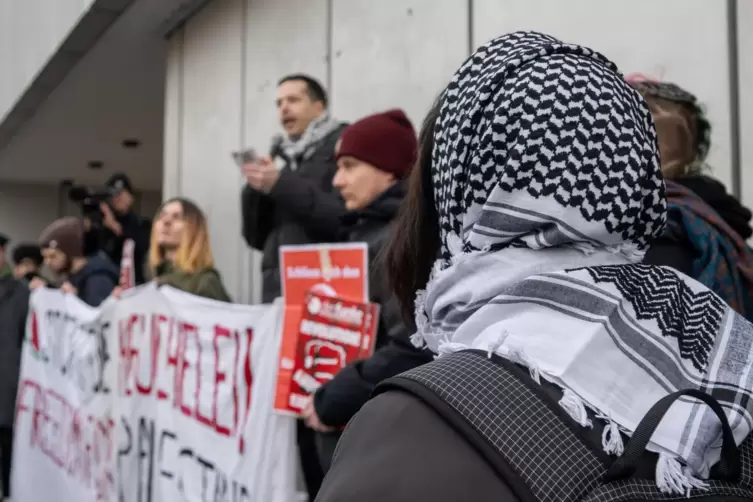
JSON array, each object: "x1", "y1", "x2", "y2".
[
  {"x1": 316, "y1": 32, "x2": 753, "y2": 501},
  {"x1": 630, "y1": 78, "x2": 753, "y2": 321}
]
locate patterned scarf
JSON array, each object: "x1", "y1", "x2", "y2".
[
  {"x1": 414, "y1": 31, "x2": 753, "y2": 495},
  {"x1": 665, "y1": 180, "x2": 753, "y2": 321},
  {"x1": 274, "y1": 113, "x2": 342, "y2": 171}
]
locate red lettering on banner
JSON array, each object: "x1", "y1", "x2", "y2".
[
  {"x1": 213, "y1": 325, "x2": 233, "y2": 436},
  {"x1": 113, "y1": 312, "x2": 256, "y2": 439},
  {"x1": 68, "y1": 410, "x2": 91, "y2": 482},
  {"x1": 157, "y1": 316, "x2": 178, "y2": 401},
  {"x1": 15, "y1": 379, "x2": 113, "y2": 495},
  {"x1": 136, "y1": 314, "x2": 164, "y2": 395},
  {"x1": 15, "y1": 380, "x2": 41, "y2": 446},
  {"x1": 43, "y1": 389, "x2": 65, "y2": 467},
  {"x1": 232, "y1": 329, "x2": 241, "y2": 435},
  {"x1": 176, "y1": 322, "x2": 197, "y2": 418},
  {"x1": 119, "y1": 314, "x2": 144, "y2": 396},
  {"x1": 195, "y1": 325, "x2": 213, "y2": 428},
  {"x1": 239, "y1": 328, "x2": 254, "y2": 454},
  {"x1": 118, "y1": 318, "x2": 128, "y2": 395},
  {"x1": 30, "y1": 310, "x2": 41, "y2": 352},
  {"x1": 86, "y1": 416, "x2": 96, "y2": 481}
]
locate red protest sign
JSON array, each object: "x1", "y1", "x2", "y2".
[
  {"x1": 284, "y1": 291, "x2": 379, "y2": 415},
  {"x1": 119, "y1": 239, "x2": 135, "y2": 290},
  {"x1": 274, "y1": 243, "x2": 369, "y2": 414}
]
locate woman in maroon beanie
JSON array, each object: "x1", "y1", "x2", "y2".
[{"x1": 301, "y1": 109, "x2": 434, "y2": 471}]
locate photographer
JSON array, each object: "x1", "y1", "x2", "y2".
[{"x1": 85, "y1": 173, "x2": 149, "y2": 284}]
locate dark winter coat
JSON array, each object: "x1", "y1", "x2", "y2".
[
  {"x1": 316, "y1": 390, "x2": 518, "y2": 502},
  {"x1": 101, "y1": 211, "x2": 151, "y2": 285},
  {"x1": 674, "y1": 174, "x2": 752, "y2": 240},
  {"x1": 68, "y1": 252, "x2": 119, "y2": 307},
  {"x1": 0, "y1": 276, "x2": 29, "y2": 427},
  {"x1": 643, "y1": 238, "x2": 694, "y2": 274},
  {"x1": 241, "y1": 125, "x2": 348, "y2": 303},
  {"x1": 313, "y1": 183, "x2": 433, "y2": 426},
  {"x1": 644, "y1": 174, "x2": 753, "y2": 275},
  {"x1": 310, "y1": 183, "x2": 433, "y2": 474}
]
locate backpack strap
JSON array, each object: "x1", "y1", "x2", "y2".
[
  {"x1": 582, "y1": 436, "x2": 753, "y2": 502},
  {"x1": 378, "y1": 350, "x2": 753, "y2": 502},
  {"x1": 376, "y1": 350, "x2": 609, "y2": 502}
]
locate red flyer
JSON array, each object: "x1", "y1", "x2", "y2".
[
  {"x1": 286, "y1": 290, "x2": 380, "y2": 414},
  {"x1": 119, "y1": 238, "x2": 135, "y2": 290},
  {"x1": 274, "y1": 243, "x2": 368, "y2": 414}
]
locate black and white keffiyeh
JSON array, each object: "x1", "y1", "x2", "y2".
[{"x1": 414, "y1": 31, "x2": 753, "y2": 494}]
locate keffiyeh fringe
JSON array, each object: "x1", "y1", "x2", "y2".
[{"x1": 412, "y1": 30, "x2": 753, "y2": 497}]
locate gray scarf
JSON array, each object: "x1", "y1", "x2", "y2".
[{"x1": 274, "y1": 113, "x2": 342, "y2": 171}]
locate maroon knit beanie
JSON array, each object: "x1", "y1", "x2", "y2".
[
  {"x1": 39, "y1": 217, "x2": 85, "y2": 258},
  {"x1": 336, "y1": 109, "x2": 417, "y2": 179}
]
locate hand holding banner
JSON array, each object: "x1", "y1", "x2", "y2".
[{"x1": 12, "y1": 286, "x2": 297, "y2": 502}]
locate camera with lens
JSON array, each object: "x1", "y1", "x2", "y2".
[
  {"x1": 68, "y1": 185, "x2": 110, "y2": 227},
  {"x1": 68, "y1": 185, "x2": 115, "y2": 255}
]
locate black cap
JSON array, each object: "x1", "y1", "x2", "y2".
[
  {"x1": 12, "y1": 244, "x2": 43, "y2": 266},
  {"x1": 0, "y1": 234, "x2": 8, "y2": 248},
  {"x1": 105, "y1": 172, "x2": 134, "y2": 194}
]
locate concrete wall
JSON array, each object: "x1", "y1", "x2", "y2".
[
  {"x1": 0, "y1": 0, "x2": 95, "y2": 122},
  {"x1": 0, "y1": 182, "x2": 63, "y2": 245},
  {"x1": 0, "y1": 181, "x2": 160, "y2": 252},
  {"x1": 165, "y1": 0, "x2": 749, "y2": 304},
  {"x1": 738, "y1": 0, "x2": 753, "y2": 212}
]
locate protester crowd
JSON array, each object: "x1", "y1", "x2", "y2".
[{"x1": 2, "y1": 28, "x2": 753, "y2": 502}]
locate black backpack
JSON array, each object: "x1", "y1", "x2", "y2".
[{"x1": 376, "y1": 350, "x2": 753, "y2": 502}]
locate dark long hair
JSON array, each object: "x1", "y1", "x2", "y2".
[{"x1": 382, "y1": 98, "x2": 443, "y2": 327}]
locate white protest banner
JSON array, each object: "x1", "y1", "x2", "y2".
[
  {"x1": 12, "y1": 285, "x2": 297, "y2": 502},
  {"x1": 13, "y1": 287, "x2": 115, "y2": 502},
  {"x1": 114, "y1": 286, "x2": 296, "y2": 502}
]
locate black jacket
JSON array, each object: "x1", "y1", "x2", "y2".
[
  {"x1": 674, "y1": 174, "x2": 753, "y2": 240},
  {"x1": 241, "y1": 125, "x2": 347, "y2": 303},
  {"x1": 316, "y1": 390, "x2": 518, "y2": 502},
  {"x1": 644, "y1": 238, "x2": 694, "y2": 275},
  {"x1": 643, "y1": 174, "x2": 753, "y2": 276},
  {"x1": 313, "y1": 183, "x2": 434, "y2": 427},
  {"x1": 69, "y1": 252, "x2": 119, "y2": 307},
  {"x1": 0, "y1": 276, "x2": 29, "y2": 427},
  {"x1": 102, "y1": 211, "x2": 151, "y2": 285}
]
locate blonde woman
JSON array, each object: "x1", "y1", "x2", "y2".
[{"x1": 148, "y1": 197, "x2": 231, "y2": 302}]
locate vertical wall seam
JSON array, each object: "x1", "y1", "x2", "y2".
[
  {"x1": 467, "y1": 0, "x2": 474, "y2": 56},
  {"x1": 239, "y1": 0, "x2": 250, "y2": 303},
  {"x1": 326, "y1": 0, "x2": 334, "y2": 96},
  {"x1": 726, "y1": 0, "x2": 741, "y2": 198},
  {"x1": 176, "y1": 28, "x2": 185, "y2": 199},
  {"x1": 240, "y1": 1, "x2": 248, "y2": 152}
]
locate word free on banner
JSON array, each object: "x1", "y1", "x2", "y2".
[{"x1": 12, "y1": 285, "x2": 296, "y2": 502}]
